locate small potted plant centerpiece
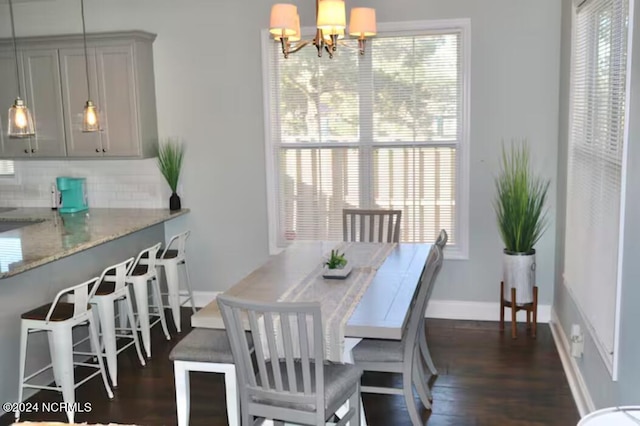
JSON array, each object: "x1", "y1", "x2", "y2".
[
  {"x1": 322, "y1": 249, "x2": 352, "y2": 279},
  {"x1": 157, "y1": 138, "x2": 185, "y2": 211},
  {"x1": 494, "y1": 141, "x2": 550, "y2": 305}
]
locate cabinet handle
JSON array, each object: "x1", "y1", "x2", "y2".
[
  {"x1": 24, "y1": 149, "x2": 28, "y2": 154},
  {"x1": 102, "y1": 148, "x2": 106, "y2": 153},
  {"x1": 31, "y1": 149, "x2": 35, "y2": 153},
  {"x1": 96, "y1": 148, "x2": 100, "y2": 153}
]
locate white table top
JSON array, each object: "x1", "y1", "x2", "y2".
[{"x1": 191, "y1": 241, "x2": 431, "y2": 340}]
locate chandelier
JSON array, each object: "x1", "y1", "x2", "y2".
[{"x1": 269, "y1": 0, "x2": 376, "y2": 59}]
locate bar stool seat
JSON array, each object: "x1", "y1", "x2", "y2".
[
  {"x1": 16, "y1": 278, "x2": 113, "y2": 424},
  {"x1": 21, "y1": 302, "x2": 76, "y2": 321}
]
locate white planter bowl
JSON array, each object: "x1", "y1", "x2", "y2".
[{"x1": 322, "y1": 264, "x2": 353, "y2": 279}]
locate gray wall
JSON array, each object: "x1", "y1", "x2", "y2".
[
  {"x1": 554, "y1": 0, "x2": 640, "y2": 409},
  {"x1": 0, "y1": 1, "x2": 562, "y2": 306}
]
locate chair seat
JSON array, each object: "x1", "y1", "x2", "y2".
[
  {"x1": 169, "y1": 328, "x2": 251, "y2": 364},
  {"x1": 352, "y1": 338, "x2": 404, "y2": 363},
  {"x1": 141, "y1": 249, "x2": 179, "y2": 260},
  {"x1": 254, "y1": 361, "x2": 362, "y2": 412},
  {"x1": 94, "y1": 280, "x2": 116, "y2": 296},
  {"x1": 21, "y1": 302, "x2": 76, "y2": 321},
  {"x1": 105, "y1": 264, "x2": 149, "y2": 277}
]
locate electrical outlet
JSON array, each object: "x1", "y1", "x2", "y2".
[{"x1": 570, "y1": 324, "x2": 584, "y2": 358}]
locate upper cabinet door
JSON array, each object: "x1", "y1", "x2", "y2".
[
  {"x1": 59, "y1": 47, "x2": 102, "y2": 157},
  {"x1": 22, "y1": 48, "x2": 67, "y2": 157},
  {"x1": 95, "y1": 44, "x2": 140, "y2": 157},
  {"x1": 0, "y1": 49, "x2": 32, "y2": 158}
]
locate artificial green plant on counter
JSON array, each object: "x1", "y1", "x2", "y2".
[{"x1": 157, "y1": 138, "x2": 185, "y2": 211}]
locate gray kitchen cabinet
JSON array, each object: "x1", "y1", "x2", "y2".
[
  {"x1": 62, "y1": 34, "x2": 157, "y2": 158},
  {"x1": 0, "y1": 48, "x2": 66, "y2": 158},
  {"x1": 0, "y1": 31, "x2": 158, "y2": 159},
  {"x1": 22, "y1": 48, "x2": 67, "y2": 157}
]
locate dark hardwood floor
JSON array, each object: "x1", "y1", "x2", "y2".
[{"x1": 1, "y1": 309, "x2": 580, "y2": 426}]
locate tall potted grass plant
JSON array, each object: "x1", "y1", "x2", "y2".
[
  {"x1": 494, "y1": 142, "x2": 550, "y2": 304},
  {"x1": 157, "y1": 138, "x2": 185, "y2": 211}
]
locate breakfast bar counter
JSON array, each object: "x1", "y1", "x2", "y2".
[
  {"x1": 0, "y1": 208, "x2": 189, "y2": 413},
  {"x1": 0, "y1": 208, "x2": 189, "y2": 279}
]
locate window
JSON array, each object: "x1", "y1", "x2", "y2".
[
  {"x1": 0, "y1": 160, "x2": 14, "y2": 176},
  {"x1": 565, "y1": 0, "x2": 630, "y2": 378},
  {"x1": 262, "y1": 20, "x2": 470, "y2": 257}
]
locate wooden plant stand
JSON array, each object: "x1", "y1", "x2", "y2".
[{"x1": 499, "y1": 281, "x2": 538, "y2": 339}]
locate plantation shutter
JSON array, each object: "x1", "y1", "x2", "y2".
[
  {"x1": 564, "y1": 0, "x2": 629, "y2": 375},
  {"x1": 265, "y1": 26, "x2": 465, "y2": 248}
]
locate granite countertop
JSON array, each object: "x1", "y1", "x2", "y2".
[{"x1": 0, "y1": 208, "x2": 189, "y2": 279}]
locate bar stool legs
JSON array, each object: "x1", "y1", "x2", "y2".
[
  {"x1": 162, "y1": 257, "x2": 196, "y2": 332},
  {"x1": 130, "y1": 274, "x2": 171, "y2": 358}
]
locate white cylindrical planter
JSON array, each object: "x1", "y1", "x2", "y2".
[{"x1": 503, "y1": 249, "x2": 536, "y2": 305}]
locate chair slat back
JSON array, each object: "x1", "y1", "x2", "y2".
[
  {"x1": 131, "y1": 242, "x2": 162, "y2": 273},
  {"x1": 343, "y1": 208, "x2": 402, "y2": 243},
  {"x1": 401, "y1": 244, "x2": 443, "y2": 357},
  {"x1": 97, "y1": 258, "x2": 134, "y2": 292},
  {"x1": 163, "y1": 230, "x2": 190, "y2": 259},
  {"x1": 46, "y1": 277, "x2": 101, "y2": 322},
  {"x1": 217, "y1": 295, "x2": 325, "y2": 413}
]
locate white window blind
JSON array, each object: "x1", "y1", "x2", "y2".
[
  {"x1": 565, "y1": 0, "x2": 629, "y2": 377},
  {"x1": 0, "y1": 160, "x2": 14, "y2": 176},
  {"x1": 264, "y1": 21, "x2": 469, "y2": 254}
]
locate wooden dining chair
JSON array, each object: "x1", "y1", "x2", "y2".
[
  {"x1": 418, "y1": 228, "x2": 448, "y2": 376},
  {"x1": 343, "y1": 208, "x2": 402, "y2": 243},
  {"x1": 352, "y1": 243, "x2": 444, "y2": 426},
  {"x1": 217, "y1": 295, "x2": 362, "y2": 426}
]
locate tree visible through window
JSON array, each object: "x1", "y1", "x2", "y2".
[{"x1": 264, "y1": 21, "x2": 469, "y2": 253}]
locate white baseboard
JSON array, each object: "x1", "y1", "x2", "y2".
[
  {"x1": 426, "y1": 300, "x2": 551, "y2": 323},
  {"x1": 549, "y1": 309, "x2": 595, "y2": 417},
  {"x1": 183, "y1": 292, "x2": 551, "y2": 323}
]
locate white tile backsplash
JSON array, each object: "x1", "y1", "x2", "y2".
[{"x1": 0, "y1": 159, "x2": 168, "y2": 209}]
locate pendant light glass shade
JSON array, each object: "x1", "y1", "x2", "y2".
[
  {"x1": 7, "y1": 0, "x2": 35, "y2": 139},
  {"x1": 82, "y1": 100, "x2": 100, "y2": 132},
  {"x1": 80, "y1": 0, "x2": 100, "y2": 133},
  {"x1": 8, "y1": 97, "x2": 35, "y2": 138}
]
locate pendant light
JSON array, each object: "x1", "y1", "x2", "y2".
[
  {"x1": 80, "y1": 0, "x2": 99, "y2": 132},
  {"x1": 7, "y1": 0, "x2": 35, "y2": 138}
]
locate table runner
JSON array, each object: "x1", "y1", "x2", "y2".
[{"x1": 276, "y1": 242, "x2": 396, "y2": 361}]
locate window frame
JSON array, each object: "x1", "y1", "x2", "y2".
[
  {"x1": 564, "y1": 0, "x2": 632, "y2": 380},
  {"x1": 261, "y1": 19, "x2": 471, "y2": 259}
]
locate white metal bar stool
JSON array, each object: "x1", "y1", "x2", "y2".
[
  {"x1": 16, "y1": 277, "x2": 113, "y2": 424},
  {"x1": 141, "y1": 230, "x2": 196, "y2": 332},
  {"x1": 127, "y1": 242, "x2": 171, "y2": 358},
  {"x1": 91, "y1": 257, "x2": 146, "y2": 387}
]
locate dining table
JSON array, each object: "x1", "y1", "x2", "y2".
[
  {"x1": 192, "y1": 240, "x2": 430, "y2": 355},
  {"x1": 189, "y1": 240, "x2": 430, "y2": 425}
]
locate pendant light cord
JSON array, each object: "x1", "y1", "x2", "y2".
[
  {"x1": 8, "y1": 0, "x2": 23, "y2": 98},
  {"x1": 81, "y1": 0, "x2": 92, "y2": 99}
]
